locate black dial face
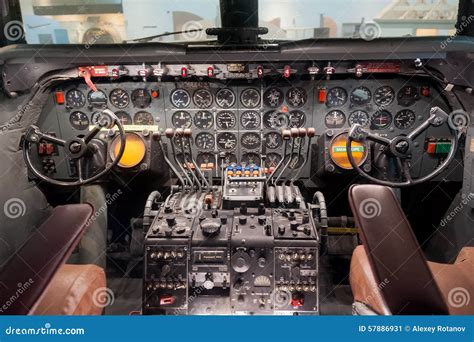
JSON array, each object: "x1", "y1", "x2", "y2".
[
  {"x1": 216, "y1": 132, "x2": 237, "y2": 150},
  {"x1": 288, "y1": 110, "x2": 306, "y2": 128},
  {"x1": 374, "y1": 86, "x2": 395, "y2": 106},
  {"x1": 264, "y1": 132, "x2": 283, "y2": 149},
  {"x1": 109, "y1": 88, "x2": 130, "y2": 108},
  {"x1": 131, "y1": 89, "x2": 151, "y2": 108},
  {"x1": 216, "y1": 111, "x2": 236, "y2": 129},
  {"x1": 348, "y1": 110, "x2": 369, "y2": 127},
  {"x1": 263, "y1": 110, "x2": 288, "y2": 129},
  {"x1": 222, "y1": 153, "x2": 237, "y2": 165},
  {"x1": 197, "y1": 152, "x2": 215, "y2": 166},
  {"x1": 394, "y1": 109, "x2": 416, "y2": 129},
  {"x1": 172, "y1": 111, "x2": 192, "y2": 128},
  {"x1": 170, "y1": 88, "x2": 191, "y2": 108},
  {"x1": 195, "y1": 132, "x2": 215, "y2": 150},
  {"x1": 240, "y1": 88, "x2": 261, "y2": 108},
  {"x1": 114, "y1": 111, "x2": 132, "y2": 125},
  {"x1": 350, "y1": 86, "x2": 372, "y2": 106},
  {"x1": 326, "y1": 87, "x2": 348, "y2": 107},
  {"x1": 241, "y1": 152, "x2": 260, "y2": 165},
  {"x1": 286, "y1": 87, "x2": 308, "y2": 107},
  {"x1": 263, "y1": 87, "x2": 284, "y2": 108},
  {"x1": 193, "y1": 89, "x2": 213, "y2": 108},
  {"x1": 91, "y1": 111, "x2": 112, "y2": 127},
  {"x1": 66, "y1": 89, "x2": 86, "y2": 108},
  {"x1": 174, "y1": 136, "x2": 192, "y2": 151},
  {"x1": 88, "y1": 90, "x2": 107, "y2": 108},
  {"x1": 133, "y1": 111, "x2": 154, "y2": 125},
  {"x1": 69, "y1": 111, "x2": 89, "y2": 130},
  {"x1": 215, "y1": 88, "x2": 236, "y2": 108},
  {"x1": 266, "y1": 153, "x2": 282, "y2": 168},
  {"x1": 325, "y1": 110, "x2": 346, "y2": 128},
  {"x1": 397, "y1": 86, "x2": 419, "y2": 107},
  {"x1": 241, "y1": 132, "x2": 261, "y2": 150},
  {"x1": 371, "y1": 110, "x2": 392, "y2": 129},
  {"x1": 194, "y1": 110, "x2": 214, "y2": 129},
  {"x1": 240, "y1": 111, "x2": 261, "y2": 129}
]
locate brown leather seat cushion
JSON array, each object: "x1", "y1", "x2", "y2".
[
  {"x1": 32, "y1": 264, "x2": 106, "y2": 315},
  {"x1": 350, "y1": 245, "x2": 474, "y2": 315}
]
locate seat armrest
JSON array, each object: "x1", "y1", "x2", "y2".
[{"x1": 0, "y1": 204, "x2": 93, "y2": 315}]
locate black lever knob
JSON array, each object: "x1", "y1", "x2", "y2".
[
  {"x1": 239, "y1": 216, "x2": 247, "y2": 225},
  {"x1": 166, "y1": 216, "x2": 176, "y2": 226}
]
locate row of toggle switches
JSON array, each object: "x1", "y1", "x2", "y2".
[{"x1": 149, "y1": 250, "x2": 185, "y2": 260}]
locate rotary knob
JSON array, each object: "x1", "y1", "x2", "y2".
[
  {"x1": 239, "y1": 216, "x2": 247, "y2": 225},
  {"x1": 231, "y1": 250, "x2": 251, "y2": 273}
]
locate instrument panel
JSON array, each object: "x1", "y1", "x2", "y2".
[{"x1": 42, "y1": 77, "x2": 448, "y2": 180}]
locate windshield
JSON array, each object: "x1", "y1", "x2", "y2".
[{"x1": 7, "y1": 0, "x2": 461, "y2": 44}]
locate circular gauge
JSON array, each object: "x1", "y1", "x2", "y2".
[
  {"x1": 91, "y1": 111, "x2": 113, "y2": 127},
  {"x1": 216, "y1": 111, "x2": 236, "y2": 129},
  {"x1": 174, "y1": 135, "x2": 192, "y2": 151},
  {"x1": 288, "y1": 110, "x2": 306, "y2": 128},
  {"x1": 69, "y1": 111, "x2": 89, "y2": 130},
  {"x1": 371, "y1": 110, "x2": 392, "y2": 129},
  {"x1": 266, "y1": 153, "x2": 282, "y2": 168},
  {"x1": 263, "y1": 87, "x2": 284, "y2": 108},
  {"x1": 131, "y1": 89, "x2": 151, "y2": 108},
  {"x1": 329, "y1": 132, "x2": 367, "y2": 170},
  {"x1": 374, "y1": 86, "x2": 395, "y2": 106},
  {"x1": 286, "y1": 154, "x2": 304, "y2": 169},
  {"x1": 66, "y1": 89, "x2": 86, "y2": 108},
  {"x1": 240, "y1": 88, "x2": 261, "y2": 108},
  {"x1": 110, "y1": 133, "x2": 146, "y2": 168},
  {"x1": 216, "y1": 132, "x2": 237, "y2": 150},
  {"x1": 325, "y1": 110, "x2": 346, "y2": 128},
  {"x1": 109, "y1": 88, "x2": 130, "y2": 108},
  {"x1": 263, "y1": 110, "x2": 288, "y2": 129},
  {"x1": 195, "y1": 132, "x2": 215, "y2": 150},
  {"x1": 286, "y1": 87, "x2": 307, "y2": 107},
  {"x1": 350, "y1": 86, "x2": 371, "y2": 106},
  {"x1": 88, "y1": 90, "x2": 107, "y2": 108},
  {"x1": 326, "y1": 87, "x2": 348, "y2": 107},
  {"x1": 264, "y1": 132, "x2": 283, "y2": 149},
  {"x1": 171, "y1": 111, "x2": 192, "y2": 128},
  {"x1": 394, "y1": 109, "x2": 416, "y2": 129},
  {"x1": 241, "y1": 132, "x2": 261, "y2": 150},
  {"x1": 194, "y1": 110, "x2": 214, "y2": 129},
  {"x1": 215, "y1": 88, "x2": 236, "y2": 108},
  {"x1": 170, "y1": 88, "x2": 191, "y2": 108},
  {"x1": 240, "y1": 111, "x2": 260, "y2": 129},
  {"x1": 242, "y1": 152, "x2": 260, "y2": 165},
  {"x1": 114, "y1": 111, "x2": 133, "y2": 125},
  {"x1": 193, "y1": 89, "x2": 213, "y2": 108},
  {"x1": 397, "y1": 86, "x2": 419, "y2": 107},
  {"x1": 133, "y1": 111, "x2": 154, "y2": 125},
  {"x1": 222, "y1": 153, "x2": 237, "y2": 165},
  {"x1": 348, "y1": 110, "x2": 370, "y2": 127},
  {"x1": 197, "y1": 152, "x2": 215, "y2": 166}
]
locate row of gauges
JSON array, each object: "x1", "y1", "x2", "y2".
[
  {"x1": 325, "y1": 85, "x2": 420, "y2": 108},
  {"x1": 170, "y1": 110, "x2": 306, "y2": 129},
  {"x1": 65, "y1": 88, "x2": 153, "y2": 109},
  {"x1": 69, "y1": 111, "x2": 155, "y2": 130},
  {"x1": 193, "y1": 152, "x2": 303, "y2": 169},
  {"x1": 170, "y1": 87, "x2": 308, "y2": 109},
  {"x1": 325, "y1": 109, "x2": 417, "y2": 130},
  {"x1": 174, "y1": 131, "x2": 299, "y2": 151}
]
